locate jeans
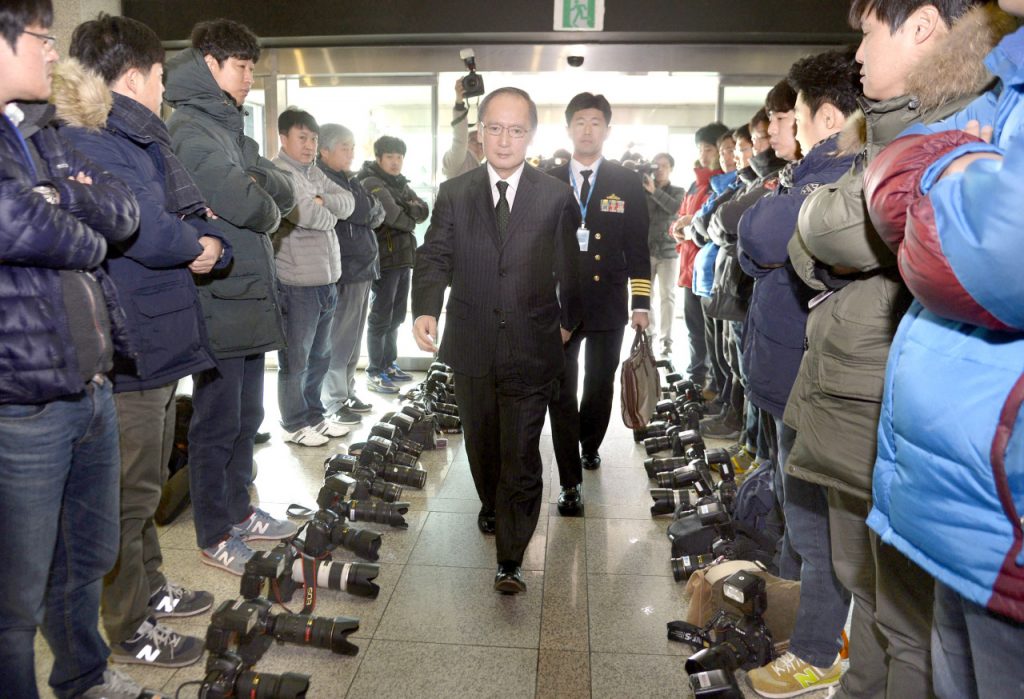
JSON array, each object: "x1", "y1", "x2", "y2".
[
  {"x1": 783, "y1": 462, "x2": 851, "y2": 667},
  {"x1": 774, "y1": 417, "x2": 801, "y2": 580},
  {"x1": 649, "y1": 256, "x2": 677, "y2": 353},
  {"x1": 0, "y1": 379, "x2": 120, "y2": 698},
  {"x1": 681, "y1": 285, "x2": 709, "y2": 385},
  {"x1": 367, "y1": 267, "x2": 410, "y2": 375},
  {"x1": 932, "y1": 580, "x2": 1024, "y2": 699},
  {"x1": 103, "y1": 383, "x2": 176, "y2": 644},
  {"x1": 277, "y1": 282, "x2": 338, "y2": 432},
  {"x1": 322, "y1": 279, "x2": 372, "y2": 414},
  {"x1": 188, "y1": 354, "x2": 263, "y2": 549}
]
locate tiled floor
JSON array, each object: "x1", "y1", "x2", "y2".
[{"x1": 32, "y1": 340, "x2": 835, "y2": 698}]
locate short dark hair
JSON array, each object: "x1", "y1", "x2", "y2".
[
  {"x1": 765, "y1": 79, "x2": 798, "y2": 115},
  {"x1": 374, "y1": 135, "x2": 406, "y2": 158},
  {"x1": 716, "y1": 130, "x2": 735, "y2": 148},
  {"x1": 695, "y1": 122, "x2": 730, "y2": 147},
  {"x1": 653, "y1": 152, "x2": 675, "y2": 168},
  {"x1": 190, "y1": 18, "x2": 260, "y2": 66},
  {"x1": 749, "y1": 108, "x2": 769, "y2": 132},
  {"x1": 565, "y1": 92, "x2": 612, "y2": 125},
  {"x1": 479, "y1": 87, "x2": 539, "y2": 131},
  {"x1": 787, "y1": 48, "x2": 862, "y2": 118},
  {"x1": 848, "y1": 0, "x2": 987, "y2": 32},
  {"x1": 0, "y1": 0, "x2": 52, "y2": 51},
  {"x1": 278, "y1": 108, "x2": 318, "y2": 135},
  {"x1": 733, "y1": 124, "x2": 752, "y2": 143},
  {"x1": 70, "y1": 14, "x2": 165, "y2": 85}
]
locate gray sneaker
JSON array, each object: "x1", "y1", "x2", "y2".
[
  {"x1": 231, "y1": 507, "x2": 298, "y2": 542},
  {"x1": 200, "y1": 535, "x2": 254, "y2": 576},
  {"x1": 110, "y1": 618, "x2": 204, "y2": 668},
  {"x1": 81, "y1": 667, "x2": 161, "y2": 699}
]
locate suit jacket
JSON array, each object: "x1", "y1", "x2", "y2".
[
  {"x1": 550, "y1": 160, "x2": 651, "y2": 332},
  {"x1": 412, "y1": 164, "x2": 583, "y2": 382}
]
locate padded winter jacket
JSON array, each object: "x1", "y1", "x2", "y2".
[
  {"x1": 0, "y1": 104, "x2": 139, "y2": 403},
  {"x1": 864, "y1": 25, "x2": 1024, "y2": 622},
  {"x1": 737, "y1": 135, "x2": 854, "y2": 419},
  {"x1": 675, "y1": 166, "x2": 719, "y2": 288},
  {"x1": 54, "y1": 61, "x2": 222, "y2": 392},
  {"x1": 164, "y1": 49, "x2": 295, "y2": 359},
  {"x1": 318, "y1": 162, "x2": 385, "y2": 284}
]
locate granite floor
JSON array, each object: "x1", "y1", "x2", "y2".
[{"x1": 31, "y1": 339, "x2": 836, "y2": 698}]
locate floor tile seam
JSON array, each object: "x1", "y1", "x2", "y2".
[{"x1": 358, "y1": 635, "x2": 545, "y2": 653}]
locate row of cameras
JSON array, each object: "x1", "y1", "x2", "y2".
[{"x1": 195, "y1": 367, "x2": 460, "y2": 697}]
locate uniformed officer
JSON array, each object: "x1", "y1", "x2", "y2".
[{"x1": 547, "y1": 92, "x2": 651, "y2": 515}]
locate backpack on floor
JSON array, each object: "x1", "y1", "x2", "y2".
[
  {"x1": 155, "y1": 395, "x2": 192, "y2": 526},
  {"x1": 733, "y1": 460, "x2": 777, "y2": 534}
]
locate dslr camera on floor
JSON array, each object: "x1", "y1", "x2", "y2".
[{"x1": 667, "y1": 570, "x2": 776, "y2": 694}]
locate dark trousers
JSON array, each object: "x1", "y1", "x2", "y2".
[
  {"x1": 702, "y1": 301, "x2": 729, "y2": 398},
  {"x1": 682, "y1": 286, "x2": 709, "y2": 384},
  {"x1": 549, "y1": 326, "x2": 625, "y2": 487},
  {"x1": 829, "y1": 489, "x2": 936, "y2": 699},
  {"x1": 367, "y1": 267, "x2": 410, "y2": 375},
  {"x1": 188, "y1": 354, "x2": 263, "y2": 549},
  {"x1": 454, "y1": 338, "x2": 555, "y2": 565},
  {"x1": 103, "y1": 383, "x2": 176, "y2": 643}
]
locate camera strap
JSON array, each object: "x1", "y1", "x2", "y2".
[
  {"x1": 300, "y1": 556, "x2": 319, "y2": 615},
  {"x1": 667, "y1": 619, "x2": 712, "y2": 649}
]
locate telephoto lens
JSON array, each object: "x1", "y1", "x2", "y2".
[
  {"x1": 650, "y1": 488, "x2": 692, "y2": 517},
  {"x1": 332, "y1": 522, "x2": 382, "y2": 562},
  {"x1": 391, "y1": 436, "x2": 424, "y2": 458},
  {"x1": 671, "y1": 552, "x2": 717, "y2": 582},
  {"x1": 380, "y1": 463, "x2": 428, "y2": 489},
  {"x1": 656, "y1": 464, "x2": 704, "y2": 489},
  {"x1": 200, "y1": 651, "x2": 311, "y2": 699},
  {"x1": 355, "y1": 475, "x2": 403, "y2": 503},
  {"x1": 643, "y1": 434, "x2": 674, "y2": 456},
  {"x1": 644, "y1": 455, "x2": 689, "y2": 479},
  {"x1": 290, "y1": 558, "x2": 380, "y2": 600},
  {"x1": 268, "y1": 607, "x2": 362, "y2": 655},
  {"x1": 342, "y1": 499, "x2": 410, "y2": 528}
]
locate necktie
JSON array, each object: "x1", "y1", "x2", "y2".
[
  {"x1": 496, "y1": 180, "x2": 510, "y2": 239},
  {"x1": 579, "y1": 169, "x2": 593, "y2": 211}
]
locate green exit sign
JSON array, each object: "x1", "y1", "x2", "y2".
[{"x1": 555, "y1": 0, "x2": 605, "y2": 31}]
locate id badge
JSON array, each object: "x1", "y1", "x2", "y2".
[{"x1": 576, "y1": 226, "x2": 589, "y2": 252}]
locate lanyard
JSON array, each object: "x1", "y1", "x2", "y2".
[{"x1": 569, "y1": 164, "x2": 598, "y2": 223}]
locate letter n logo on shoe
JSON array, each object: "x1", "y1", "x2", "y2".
[
  {"x1": 249, "y1": 519, "x2": 270, "y2": 536},
  {"x1": 217, "y1": 549, "x2": 236, "y2": 567},
  {"x1": 154, "y1": 595, "x2": 179, "y2": 614},
  {"x1": 136, "y1": 644, "x2": 160, "y2": 663},
  {"x1": 795, "y1": 669, "x2": 820, "y2": 688}
]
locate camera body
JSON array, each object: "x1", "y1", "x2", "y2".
[
  {"x1": 200, "y1": 650, "x2": 310, "y2": 699},
  {"x1": 460, "y1": 48, "x2": 485, "y2": 98}
]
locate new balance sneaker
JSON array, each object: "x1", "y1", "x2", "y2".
[
  {"x1": 728, "y1": 443, "x2": 756, "y2": 476},
  {"x1": 200, "y1": 535, "x2": 254, "y2": 576},
  {"x1": 82, "y1": 667, "x2": 163, "y2": 699},
  {"x1": 232, "y1": 507, "x2": 298, "y2": 542},
  {"x1": 283, "y1": 424, "x2": 329, "y2": 447},
  {"x1": 110, "y1": 618, "x2": 204, "y2": 668},
  {"x1": 346, "y1": 396, "x2": 372, "y2": 413},
  {"x1": 330, "y1": 406, "x2": 363, "y2": 425},
  {"x1": 387, "y1": 362, "x2": 414, "y2": 382},
  {"x1": 368, "y1": 372, "x2": 399, "y2": 394},
  {"x1": 148, "y1": 581, "x2": 213, "y2": 619},
  {"x1": 747, "y1": 651, "x2": 843, "y2": 698},
  {"x1": 314, "y1": 417, "x2": 350, "y2": 438}
]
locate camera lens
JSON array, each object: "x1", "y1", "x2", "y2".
[
  {"x1": 656, "y1": 465, "x2": 701, "y2": 489},
  {"x1": 269, "y1": 611, "x2": 361, "y2": 656},
  {"x1": 389, "y1": 450, "x2": 420, "y2": 468},
  {"x1": 333, "y1": 524, "x2": 382, "y2": 562},
  {"x1": 379, "y1": 464, "x2": 427, "y2": 489},
  {"x1": 235, "y1": 670, "x2": 310, "y2": 699},
  {"x1": 363, "y1": 478, "x2": 403, "y2": 503},
  {"x1": 344, "y1": 500, "x2": 410, "y2": 529},
  {"x1": 644, "y1": 456, "x2": 688, "y2": 479},
  {"x1": 292, "y1": 559, "x2": 381, "y2": 600},
  {"x1": 671, "y1": 553, "x2": 715, "y2": 582},
  {"x1": 643, "y1": 435, "x2": 672, "y2": 456},
  {"x1": 650, "y1": 488, "x2": 690, "y2": 517}
]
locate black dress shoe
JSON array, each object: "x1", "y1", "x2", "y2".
[
  {"x1": 581, "y1": 452, "x2": 601, "y2": 470},
  {"x1": 494, "y1": 563, "x2": 526, "y2": 594},
  {"x1": 254, "y1": 431, "x2": 271, "y2": 444},
  {"x1": 477, "y1": 508, "x2": 496, "y2": 535},
  {"x1": 557, "y1": 485, "x2": 584, "y2": 516}
]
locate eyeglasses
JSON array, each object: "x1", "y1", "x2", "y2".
[
  {"x1": 22, "y1": 29, "x2": 57, "y2": 51},
  {"x1": 481, "y1": 123, "x2": 530, "y2": 139}
]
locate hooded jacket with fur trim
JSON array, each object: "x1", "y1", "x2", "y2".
[
  {"x1": 783, "y1": 4, "x2": 1015, "y2": 499},
  {"x1": 54, "y1": 59, "x2": 222, "y2": 392}
]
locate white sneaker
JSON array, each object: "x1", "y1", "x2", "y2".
[
  {"x1": 314, "y1": 418, "x2": 350, "y2": 438},
  {"x1": 284, "y1": 425, "x2": 329, "y2": 446}
]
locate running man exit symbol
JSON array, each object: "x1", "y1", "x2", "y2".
[{"x1": 555, "y1": 0, "x2": 605, "y2": 31}]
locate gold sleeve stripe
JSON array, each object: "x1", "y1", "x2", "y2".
[{"x1": 630, "y1": 279, "x2": 652, "y2": 296}]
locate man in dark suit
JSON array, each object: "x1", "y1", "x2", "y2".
[
  {"x1": 412, "y1": 87, "x2": 582, "y2": 594},
  {"x1": 548, "y1": 93, "x2": 651, "y2": 515}
]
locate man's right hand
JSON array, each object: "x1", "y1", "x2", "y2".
[
  {"x1": 413, "y1": 315, "x2": 439, "y2": 353},
  {"x1": 454, "y1": 78, "x2": 465, "y2": 104},
  {"x1": 642, "y1": 175, "x2": 655, "y2": 194},
  {"x1": 671, "y1": 215, "x2": 693, "y2": 242}
]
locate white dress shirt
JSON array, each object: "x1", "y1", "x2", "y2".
[
  {"x1": 569, "y1": 156, "x2": 603, "y2": 208},
  {"x1": 487, "y1": 162, "x2": 525, "y2": 210}
]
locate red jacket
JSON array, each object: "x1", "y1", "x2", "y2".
[{"x1": 676, "y1": 166, "x2": 720, "y2": 287}]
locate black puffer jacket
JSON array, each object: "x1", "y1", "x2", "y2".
[{"x1": 357, "y1": 160, "x2": 428, "y2": 270}]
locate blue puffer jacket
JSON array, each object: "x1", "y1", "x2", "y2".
[
  {"x1": 1, "y1": 104, "x2": 139, "y2": 404},
  {"x1": 738, "y1": 134, "x2": 855, "y2": 418},
  {"x1": 56, "y1": 70, "x2": 225, "y2": 393},
  {"x1": 866, "y1": 27, "x2": 1024, "y2": 621}
]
